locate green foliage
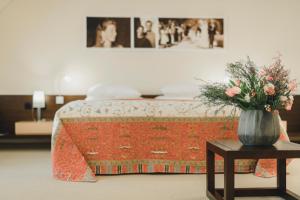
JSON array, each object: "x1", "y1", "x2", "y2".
[{"x1": 198, "y1": 56, "x2": 296, "y2": 112}]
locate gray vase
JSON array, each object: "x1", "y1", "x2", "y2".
[{"x1": 238, "y1": 110, "x2": 280, "y2": 146}]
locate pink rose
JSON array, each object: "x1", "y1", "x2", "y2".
[
  {"x1": 225, "y1": 86, "x2": 241, "y2": 97},
  {"x1": 285, "y1": 103, "x2": 293, "y2": 111},
  {"x1": 263, "y1": 83, "x2": 275, "y2": 95},
  {"x1": 279, "y1": 96, "x2": 288, "y2": 102},
  {"x1": 266, "y1": 76, "x2": 274, "y2": 81},
  {"x1": 285, "y1": 99, "x2": 294, "y2": 111}
]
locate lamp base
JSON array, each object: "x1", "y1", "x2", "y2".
[{"x1": 36, "y1": 108, "x2": 42, "y2": 121}]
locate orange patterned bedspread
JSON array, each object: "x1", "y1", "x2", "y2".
[{"x1": 51, "y1": 100, "x2": 287, "y2": 182}]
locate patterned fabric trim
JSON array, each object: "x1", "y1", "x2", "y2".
[
  {"x1": 88, "y1": 160, "x2": 256, "y2": 175},
  {"x1": 61, "y1": 116, "x2": 238, "y2": 123}
]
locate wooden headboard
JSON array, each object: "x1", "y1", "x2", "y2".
[
  {"x1": 0, "y1": 95, "x2": 298, "y2": 138},
  {"x1": 0, "y1": 94, "x2": 160, "y2": 135}
]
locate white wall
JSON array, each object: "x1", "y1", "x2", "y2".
[{"x1": 0, "y1": 0, "x2": 299, "y2": 95}]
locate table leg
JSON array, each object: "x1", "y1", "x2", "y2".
[
  {"x1": 224, "y1": 156, "x2": 234, "y2": 200},
  {"x1": 206, "y1": 148, "x2": 215, "y2": 194},
  {"x1": 277, "y1": 158, "x2": 286, "y2": 194}
]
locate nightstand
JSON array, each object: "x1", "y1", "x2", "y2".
[
  {"x1": 15, "y1": 121, "x2": 53, "y2": 135},
  {"x1": 206, "y1": 140, "x2": 300, "y2": 200}
]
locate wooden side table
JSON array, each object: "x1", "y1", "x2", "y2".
[
  {"x1": 15, "y1": 121, "x2": 53, "y2": 135},
  {"x1": 206, "y1": 140, "x2": 300, "y2": 200}
]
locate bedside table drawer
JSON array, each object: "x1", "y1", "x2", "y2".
[{"x1": 15, "y1": 121, "x2": 53, "y2": 135}]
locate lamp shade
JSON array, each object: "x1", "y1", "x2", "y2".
[{"x1": 33, "y1": 91, "x2": 45, "y2": 108}]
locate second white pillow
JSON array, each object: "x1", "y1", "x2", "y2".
[{"x1": 86, "y1": 84, "x2": 141, "y2": 100}]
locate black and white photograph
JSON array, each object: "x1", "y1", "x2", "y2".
[
  {"x1": 134, "y1": 17, "x2": 158, "y2": 48},
  {"x1": 86, "y1": 17, "x2": 131, "y2": 48},
  {"x1": 158, "y1": 18, "x2": 224, "y2": 49}
]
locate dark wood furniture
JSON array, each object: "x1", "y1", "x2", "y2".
[
  {"x1": 0, "y1": 135, "x2": 51, "y2": 149},
  {"x1": 0, "y1": 95, "x2": 84, "y2": 148},
  {"x1": 206, "y1": 140, "x2": 300, "y2": 200},
  {"x1": 280, "y1": 95, "x2": 300, "y2": 143},
  {"x1": 0, "y1": 95, "x2": 84, "y2": 135},
  {"x1": 0, "y1": 94, "x2": 159, "y2": 148}
]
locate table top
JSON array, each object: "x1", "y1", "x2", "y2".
[
  {"x1": 15, "y1": 120, "x2": 53, "y2": 124},
  {"x1": 208, "y1": 140, "x2": 300, "y2": 152},
  {"x1": 207, "y1": 140, "x2": 300, "y2": 158}
]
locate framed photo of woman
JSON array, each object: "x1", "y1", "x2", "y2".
[{"x1": 86, "y1": 17, "x2": 131, "y2": 48}]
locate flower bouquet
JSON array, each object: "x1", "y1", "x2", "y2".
[{"x1": 199, "y1": 56, "x2": 297, "y2": 145}]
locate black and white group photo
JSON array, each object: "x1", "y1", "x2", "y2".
[
  {"x1": 158, "y1": 18, "x2": 224, "y2": 49},
  {"x1": 134, "y1": 18, "x2": 157, "y2": 48}
]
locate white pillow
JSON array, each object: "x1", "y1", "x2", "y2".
[
  {"x1": 160, "y1": 83, "x2": 199, "y2": 97},
  {"x1": 86, "y1": 84, "x2": 141, "y2": 100}
]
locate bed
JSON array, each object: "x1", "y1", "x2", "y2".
[{"x1": 51, "y1": 99, "x2": 289, "y2": 182}]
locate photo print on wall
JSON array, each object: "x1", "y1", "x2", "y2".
[
  {"x1": 158, "y1": 18, "x2": 224, "y2": 49},
  {"x1": 86, "y1": 17, "x2": 224, "y2": 49},
  {"x1": 86, "y1": 17, "x2": 131, "y2": 48},
  {"x1": 134, "y1": 17, "x2": 158, "y2": 48}
]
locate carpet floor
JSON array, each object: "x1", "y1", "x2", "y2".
[{"x1": 0, "y1": 149, "x2": 299, "y2": 200}]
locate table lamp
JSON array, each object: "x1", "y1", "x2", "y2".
[{"x1": 33, "y1": 91, "x2": 45, "y2": 121}]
